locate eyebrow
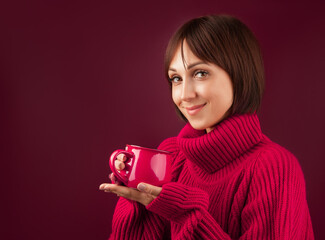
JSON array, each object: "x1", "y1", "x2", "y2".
[{"x1": 168, "y1": 61, "x2": 208, "y2": 72}]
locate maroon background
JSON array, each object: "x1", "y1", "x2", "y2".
[{"x1": 1, "y1": 0, "x2": 324, "y2": 239}]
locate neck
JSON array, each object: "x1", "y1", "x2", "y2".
[
  {"x1": 205, "y1": 127, "x2": 214, "y2": 133},
  {"x1": 177, "y1": 113, "x2": 263, "y2": 173}
]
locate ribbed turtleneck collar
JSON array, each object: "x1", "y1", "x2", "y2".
[{"x1": 177, "y1": 113, "x2": 262, "y2": 173}]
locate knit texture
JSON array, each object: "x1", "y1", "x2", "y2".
[{"x1": 109, "y1": 113, "x2": 314, "y2": 239}]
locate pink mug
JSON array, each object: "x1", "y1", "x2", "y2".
[{"x1": 109, "y1": 145, "x2": 173, "y2": 188}]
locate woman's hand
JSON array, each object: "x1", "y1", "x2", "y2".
[
  {"x1": 109, "y1": 153, "x2": 127, "y2": 185},
  {"x1": 99, "y1": 182, "x2": 162, "y2": 206},
  {"x1": 99, "y1": 153, "x2": 162, "y2": 206}
]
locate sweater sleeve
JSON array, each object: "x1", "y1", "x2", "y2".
[
  {"x1": 240, "y1": 148, "x2": 314, "y2": 239},
  {"x1": 146, "y1": 182, "x2": 232, "y2": 239},
  {"x1": 146, "y1": 147, "x2": 314, "y2": 240},
  {"x1": 109, "y1": 197, "x2": 170, "y2": 240}
]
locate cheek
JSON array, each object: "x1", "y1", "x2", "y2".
[
  {"x1": 206, "y1": 87, "x2": 233, "y2": 112},
  {"x1": 196, "y1": 83, "x2": 214, "y2": 99},
  {"x1": 171, "y1": 87, "x2": 180, "y2": 105},
  {"x1": 196, "y1": 84, "x2": 214, "y2": 101},
  {"x1": 222, "y1": 82, "x2": 234, "y2": 106},
  {"x1": 209, "y1": 81, "x2": 234, "y2": 107}
]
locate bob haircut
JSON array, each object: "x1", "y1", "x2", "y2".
[{"x1": 165, "y1": 15, "x2": 265, "y2": 122}]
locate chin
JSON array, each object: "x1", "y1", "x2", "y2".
[
  {"x1": 188, "y1": 120, "x2": 211, "y2": 131},
  {"x1": 188, "y1": 117, "x2": 225, "y2": 131}
]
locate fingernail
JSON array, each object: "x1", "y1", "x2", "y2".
[
  {"x1": 118, "y1": 162, "x2": 123, "y2": 169},
  {"x1": 100, "y1": 184, "x2": 110, "y2": 191},
  {"x1": 138, "y1": 183, "x2": 146, "y2": 192}
]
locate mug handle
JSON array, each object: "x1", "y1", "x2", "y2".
[{"x1": 109, "y1": 149, "x2": 134, "y2": 185}]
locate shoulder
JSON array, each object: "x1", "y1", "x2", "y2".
[
  {"x1": 257, "y1": 136, "x2": 300, "y2": 169},
  {"x1": 252, "y1": 135, "x2": 306, "y2": 186},
  {"x1": 157, "y1": 137, "x2": 179, "y2": 154},
  {"x1": 158, "y1": 137, "x2": 185, "y2": 180}
]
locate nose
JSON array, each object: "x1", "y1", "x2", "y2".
[{"x1": 181, "y1": 79, "x2": 196, "y2": 101}]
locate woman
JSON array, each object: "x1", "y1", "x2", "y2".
[{"x1": 99, "y1": 15, "x2": 314, "y2": 239}]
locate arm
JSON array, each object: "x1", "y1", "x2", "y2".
[
  {"x1": 146, "y1": 149, "x2": 314, "y2": 240},
  {"x1": 109, "y1": 197, "x2": 169, "y2": 240},
  {"x1": 239, "y1": 149, "x2": 314, "y2": 239},
  {"x1": 146, "y1": 182, "x2": 232, "y2": 240}
]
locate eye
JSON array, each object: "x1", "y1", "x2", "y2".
[
  {"x1": 194, "y1": 70, "x2": 208, "y2": 79},
  {"x1": 169, "y1": 76, "x2": 182, "y2": 84}
]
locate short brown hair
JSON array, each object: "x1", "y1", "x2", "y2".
[{"x1": 165, "y1": 15, "x2": 265, "y2": 121}]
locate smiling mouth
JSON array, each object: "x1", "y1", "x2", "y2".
[{"x1": 184, "y1": 103, "x2": 206, "y2": 116}]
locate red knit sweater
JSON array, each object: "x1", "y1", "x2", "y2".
[{"x1": 109, "y1": 113, "x2": 314, "y2": 239}]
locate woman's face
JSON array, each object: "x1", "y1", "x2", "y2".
[{"x1": 168, "y1": 41, "x2": 234, "y2": 133}]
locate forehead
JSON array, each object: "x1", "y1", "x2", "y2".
[{"x1": 169, "y1": 41, "x2": 202, "y2": 70}]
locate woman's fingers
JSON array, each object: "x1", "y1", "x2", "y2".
[
  {"x1": 114, "y1": 160, "x2": 125, "y2": 170},
  {"x1": 137, "y1": 183, "x2": 162, "y2": 197},
  {"x1": 99, "y1": 184, "x2": 141, "y2": 201},
  {"x1": 117, "y1": 154, "x2": 127, "y2": 162},
  {"x1": 99, "y1": 183, "x2": 161, "y2": 206},
  {"x1": 114, "y1": 153, "x2": 127, "y2": 170},
  {"x1": 109, "y1": 173, "x2": 115, "y2": 181}
]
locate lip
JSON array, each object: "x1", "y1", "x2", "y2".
[{"x1": 184, "y1": 103, "x2": 206, "y2": 116}]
